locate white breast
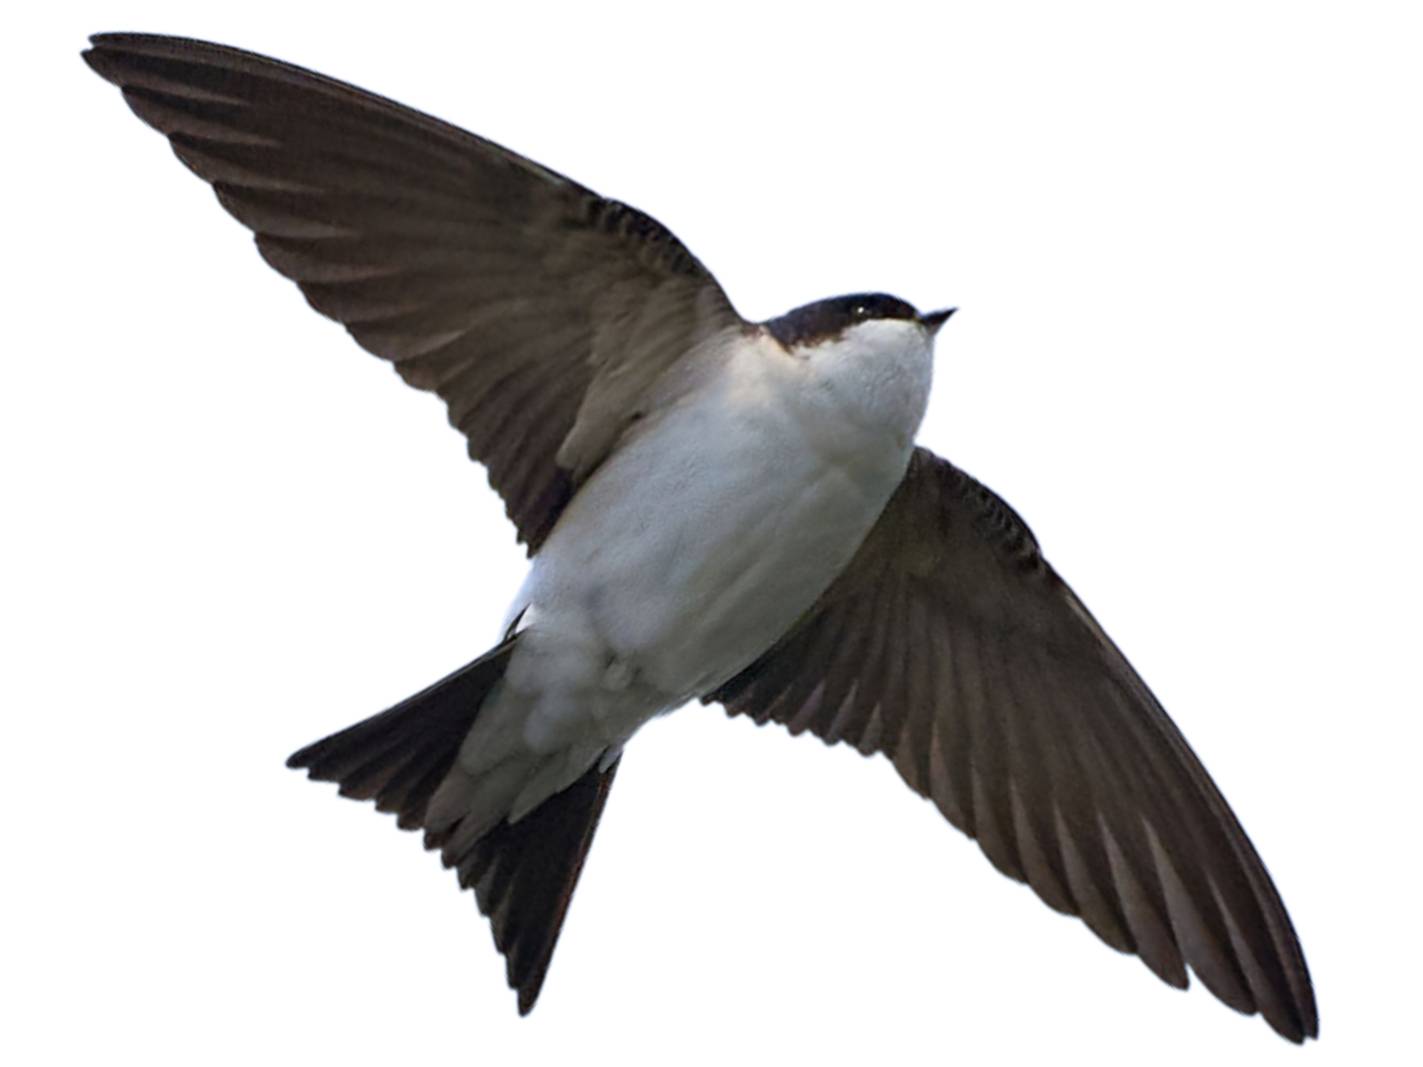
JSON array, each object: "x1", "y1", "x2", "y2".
[
  {"x1": 443, "y1": 318, "x2": 933, "y2": 825},
  {"x1": 512, "y1": 319, "x2": 933, "y2": 720},
  {"x1": 441, "y1": 317, "x2": 933, "y2": 825}
]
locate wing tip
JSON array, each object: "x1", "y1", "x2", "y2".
[
  {"x1": 82, "y1": 33, "x2": 163, "y2": 85},
  {"x1": 1278, "y1": 987, "x2": 1320, "y2": 1044},
  {"x1": 1266, "y1": 1006, "x2": 1316, "y2": 1045},
  {"x1": 80, "y1": 40, "x2": 108, "y2": 80},
  {"x1": 83, "y1": 31, "x2": 148, "y2": 62}
]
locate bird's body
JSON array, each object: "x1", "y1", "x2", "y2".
[
  {"x1": 84, "y1": 32, "x2": 1318, "y2": 1042},
  {"x1": 441, "y1": 317, "x2": 933, "y2": 831}
]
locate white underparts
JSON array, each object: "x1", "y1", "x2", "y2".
[{"x1": 424, "y1": 319, "x2": 934, "y2": 832}]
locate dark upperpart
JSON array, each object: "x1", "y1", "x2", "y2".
[{"x1": 763, "y1": 293, "x2": 954, "y2": 348}]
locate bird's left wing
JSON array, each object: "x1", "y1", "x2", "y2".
[
  {"x1": 707, "y1": 446, "x2": 1317, "y2": 1042},
  {"x1": 83, "y1": 33, "x2": 741, "y2": 552}
]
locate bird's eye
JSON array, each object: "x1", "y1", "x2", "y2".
[{"x1": 853, "y1": 304, "x2": 868, "y2": 318}]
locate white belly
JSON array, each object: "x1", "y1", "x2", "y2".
[
  {"x1": 436, "y1": 324, "x2": 930, "y2": 827},
  {"x1": 512, "y1": 329, "x2": 919, "y2": 734},
  {"x1": 535, "y1": 396, "x2": 900, "y2": 700}
]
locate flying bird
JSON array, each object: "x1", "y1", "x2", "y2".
[{"x1": 83, "y1": 33, "x2": 1317, "y2": 1043}]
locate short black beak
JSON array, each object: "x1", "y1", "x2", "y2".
[{"x1": 918, "y1": 307, "x2": 957, "y2": 335}]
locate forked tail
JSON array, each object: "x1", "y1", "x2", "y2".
[{"x1": 286, "y1": 636, "x2": 619, "y2": 1013}]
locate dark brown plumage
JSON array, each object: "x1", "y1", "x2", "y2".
[
  {"x1": 85, "y1": 32, "x2": 1317, "y2": 1042},
  {"x1": 764, "y1": 292, "x2": 921, "y2": 348},
  {"x1": 287, "y1": 639, "x2": 620, "y2": 1013},
  {"x1": 82, "y1": 32, "x2": 737, "y2": 553},
  {"x1": 711, "y1": 448, "x2": 1318, "y2": 1041}
]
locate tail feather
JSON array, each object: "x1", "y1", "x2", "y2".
[
  {"x1": 287, "y1": 639, "x2": 516, "y2": 822},
  {"x1": 461, "y1": 757, "x2": 619, "y2": 1013},
  {"x1": 286, "y1": 636, "x2": 620, "y2": 1013}
]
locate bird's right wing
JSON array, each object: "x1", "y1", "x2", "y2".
[
  {"x1": 84, "y1": 33, "x2": 741, "y2": 552},
  {"x1": 708, "y1": 446, "x2": 1317, "y2": 1042}
]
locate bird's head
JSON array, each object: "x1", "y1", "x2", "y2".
[
  {"x1": 760, "y1": 292, "x2": 948, "y2": 450},
  {"x1": 762, "y1": 293, "x2": 955, "y2": 354}
]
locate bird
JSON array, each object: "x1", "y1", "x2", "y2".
[{"x1": 83, "y1": 32, "x2": 1317, "y2": 1043}]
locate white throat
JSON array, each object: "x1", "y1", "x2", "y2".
[
  {"x1": 777, "y1": 317, "x2": 935, "y2": 461},
  {"x1": 468, "y1": 319, "x2": 934, "y2": 824}
]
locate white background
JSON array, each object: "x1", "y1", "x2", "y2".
[{"x1": 5, "y1": 3, "x2": 1420, "y2": 1064}]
